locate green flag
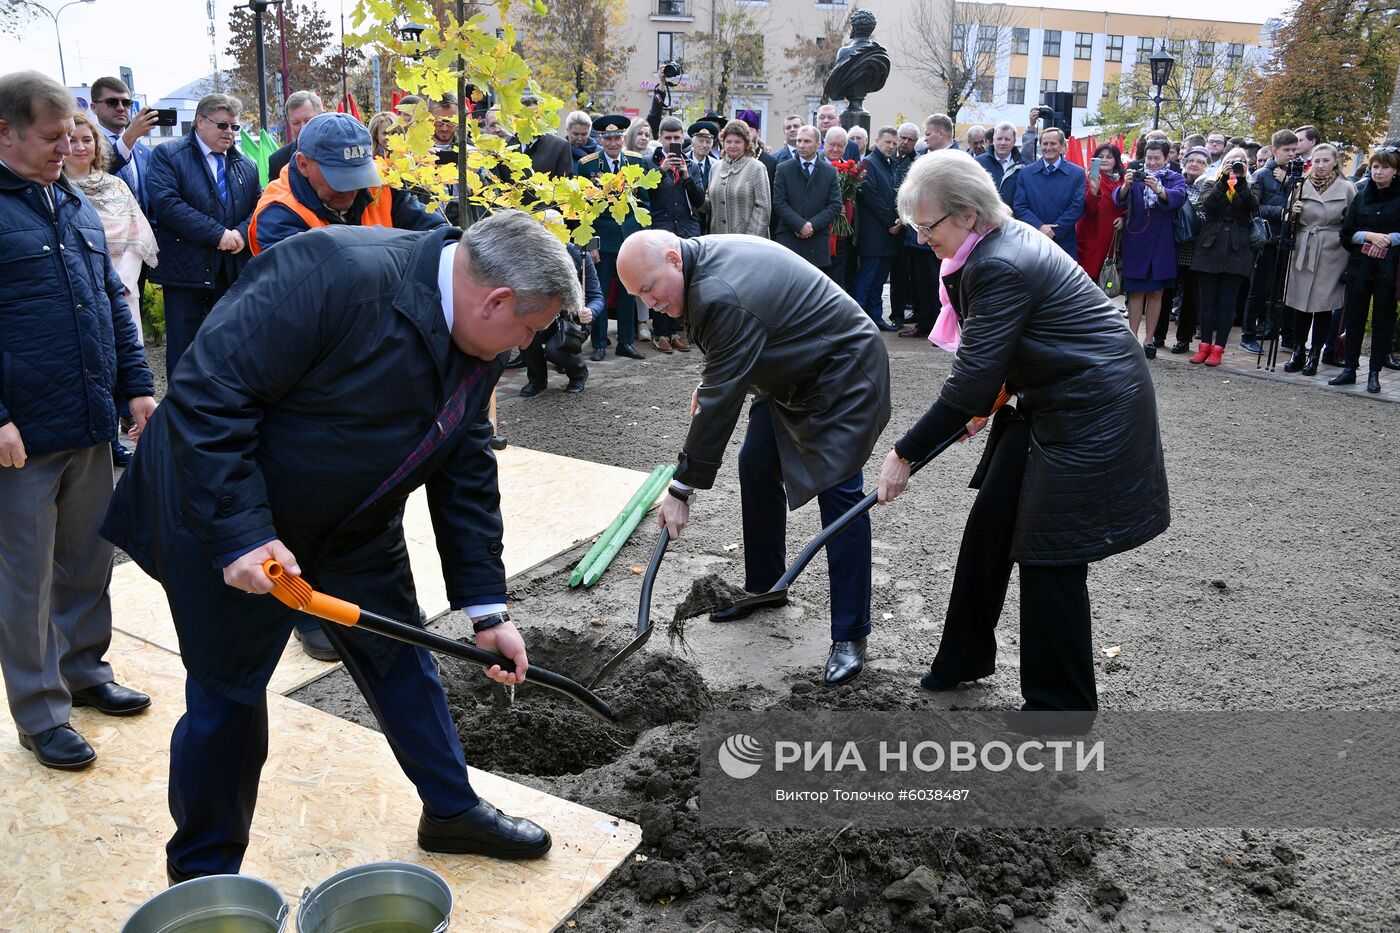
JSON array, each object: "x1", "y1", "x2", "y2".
[{"x1": 241, "y1": 128, "x2": 278, "y2": 186}]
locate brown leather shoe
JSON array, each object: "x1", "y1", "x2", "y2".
[
  {"x1": 653, "y1": 336, "x2": 673, "y2": 353},
  {"x1": 671, "y1": 335, "x2": 692, "y2": 352}
]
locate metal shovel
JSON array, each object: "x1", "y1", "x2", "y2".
[
  {"x1": 589, "y1": 528, "x2": 669, "y2": 689},
  {"x1": 261, "y1": 560, "x2": 617, "y2": 724}
]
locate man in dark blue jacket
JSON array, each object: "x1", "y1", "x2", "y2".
[
  {"x1": 146, "y1": 93, "x2": 262, "y2": 379},
  {"x1": 975, "y1": 121, "x2": 1025, "y2": 207},
  {"x1": 1242, "y1": 129, "x2": 1300, "y2": 353},
  {"x1": 0, "y1": 72, "x2": 157, "y2": 771},
  {"x1": 851, "y1": 126, "x2": 902, "y2": 330},
  {"x1": 102, "y1": 211, "x2": 581, "y2": 882},
  {"x1": 521, "y1": 242, "x2": 605, "y2": 395},
  {"x1": 1013, "y1": 127, "x2": 1086, "y2": 259}
]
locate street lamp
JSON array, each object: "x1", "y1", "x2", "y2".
[
  {"x1": 1148, "y1": 44, "x2": 1175, "y2": 131},
  {"x1": 240, "y1": 0, "x2": 283, "y2": 133},
  {"x1": 398, "y1": 22, "x2": 427, "y2": 46},
  {"x1": 14, "y1": 0, "x2": 96, "y2": 87}
]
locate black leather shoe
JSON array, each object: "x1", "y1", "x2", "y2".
[
  {"x1": 823, "y1": 637, "x2": 866, "y2": 686},
  {"x1": 710, "y1": 593, "x2": 788, "y2": 623},
  {"x1": 564, "y1": 376, "x2": 586, "y2": 394},
  {"x1": 71, "y1": 681, "x2": 151, "y2": 716},
  {"x1": 293, "y1": 626, "x2": 339, "y2": 662},
  {"x1": 18, "y1": 724, "x2": 95, "y2": 770},
  {"x1": 1301, "y1": 353, "x2": 1320, "y2": 377},
  {"x1": 1143, "y1": 342, "x2": 1156, "y2": 359},
  {"x1": 418, "y1": 799, "x2": 552, "y2": 859},
  {"x1": 1384, "y1": 353, "x2": 1400, "y2": 371},
  {"x1": 1367, "y1": 371, "x2": 1381, "y2": 394},
  {"x1": 589, "y1": 347, "x2": 606, "y2": 362},
  {"x1": 111, "y1": 439, "x2": 132, "y2": 467},
  {"x1": 874, "y1": 319, "x2": 898, "y2": 332},
  {"x1": 1169, "y1": 339, "x2": 1191, "y2": 354},
  {"x1": 519, "y1": 382, "x2": 545, "y2": 398},
  {"x1": 1328, "y1": 367, "x2": 1357, "y2": 386},
  {"x1": 1283, "y1": 346, "x2": 1307, "y2": 373},
  {"x1": 919, "y1": 667, "x2": 994, "y2": 692},
  {"x1": 490, "y1": 434, "x2": 508, "y2": 451},
  {"x1": 166, "y1": 861, "x2": 209, "y2": 888},
  {"x1": 504, "y1": 352, "x2": 526, "y2": 370},
  {"x1": 897, "y1": 328, "x2": 930, "y2": 339},
  {"x1": 616, "y1": 344, "x2": 645, "y2": 360}
]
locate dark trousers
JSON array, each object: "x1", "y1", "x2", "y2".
[
  {"x1": 826, "y1": 236, "x2": 853, "y2": 293},
  {"x1": 1174, "y1": 266, "x2": 1200, "y2": 343},
  {"x1": 1243, "y1": 245, "x2": 1280, "y2": 341},
  {"x1": 167, "y1": 623, "x2": 479, "y2": 876},
  {"x1": 1197, "y1": 272, "x2": 1248, "y2": 347},
  {"x1": 907, "y1": 248, "x2": 941, "y2": 333},
  {"x1": 1290, "y1": 308, "x2": 1330, "y2": 352},
  {"x1": 889, "y1": 247, "x2": 911, "y2": 322},
  {"x1": 928, "y1": 415, "x2": 1096, "y2": 711},
  {"x1": 163, "y1": 278, "x2": 230, "y2": 380},
  {"x1": 651, "y1": 308, "x2": 680, "y2": 338},
  {"x1": 1342, "y1": 276, "x2": 1399, "y2": 372},
  {"x1": 522, "y1": 327, "x2": 587, "y2": 387},
  {"x1": 1153, "y1": 281, "x2": 1177, "y2": 344},
  {"x1": 851, "y1": 254, "x2": 892, "y2": 326},
  {"x1": 737, "y1": 399, "x2": 871, "y2": 641},
  {"x1": 589, "y1": 251, "x2": 634, "y2": 349}
]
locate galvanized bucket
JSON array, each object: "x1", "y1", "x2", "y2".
[
  {"x1": 296, "y1": 861, "x2": 452, "y2": 933},
  {"x1": 121, "y1": 874, "x2": 290, "y2": 933}
]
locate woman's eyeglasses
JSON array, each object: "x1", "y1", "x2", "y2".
[{"x1": 909, "y1": 213, "x2": 953, "y2": 239}]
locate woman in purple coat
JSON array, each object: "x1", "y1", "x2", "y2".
[{"x1": 1115, "y1": 138, "x2": 1187, "y2": 357}]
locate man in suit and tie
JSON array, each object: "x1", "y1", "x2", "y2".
[
  {"x1": 773, "y1": 114, "x2": 802, "y2": 165},
  {"x1": 89, "y1": 76, "x2": 156, "y2": 214},
  {"x1": 146, "y1": 93, "x2": 262, "y2": 378},
  {"x1": 1012, "y1": 126, "x2": 1086, "y2": 259},
  {"x1": 773, "y1": 125, "x2": 842, "y2": 274}
]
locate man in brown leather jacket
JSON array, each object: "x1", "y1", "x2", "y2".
[{"x1": 617, "y1": 231, "x2": 891, "y2": 686}]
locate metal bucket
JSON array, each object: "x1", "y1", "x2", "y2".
[
  {"x1": 121, "y1": 874, "x2": 289, "y2": 933},
  {"x1": 296, "y1": 861, "x2": 452, "y2": 933}
]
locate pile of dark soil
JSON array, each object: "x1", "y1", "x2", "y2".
[{"x1": 668, "y1": 573, "x2": 751, "y2": 642}]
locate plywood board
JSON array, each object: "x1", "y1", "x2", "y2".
[
  {"x1": 0, "y1": 631, "x2": 641, "y2": 931},
  {"x1": 109, "y1": 446, "x2": 658, "y2": 695}
]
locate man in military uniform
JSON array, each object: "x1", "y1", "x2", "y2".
[
  {"x1": 575, "y1": 114, "x2": 651, "y2": 361},
  {"x1": 687, "y1": 121, "x2": 721, "y2": 234}
]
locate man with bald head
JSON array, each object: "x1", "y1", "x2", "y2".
[{"x1": 616, "y1": 230, "x2": 890, "y2": 686}]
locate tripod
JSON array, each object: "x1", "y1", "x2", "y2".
[{"x1": 1257, "y1": 177, "x2": 1304, "y2": 372}]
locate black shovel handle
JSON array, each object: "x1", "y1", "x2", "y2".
[
  {"x1": 589, "y1": 528, "x2": 669, "y2": 689},
  {"x1": 353, "y1": 608, "x2": 618, "y2": 724}
]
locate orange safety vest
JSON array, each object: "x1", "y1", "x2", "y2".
[{"x1": 248, "y1": 168, "x2": 395, "y2": 255}]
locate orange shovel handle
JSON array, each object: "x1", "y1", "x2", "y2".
[{"x1": 263, "y1": 560, "x2": 361, "y2": 626}]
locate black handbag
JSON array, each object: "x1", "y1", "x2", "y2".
[
  {"x1": 544, "y1": 315, "x2": 588, "y2": 368},
  {"x1": 1250, "y1": 216, "x2": 1272, "y2": 250}
]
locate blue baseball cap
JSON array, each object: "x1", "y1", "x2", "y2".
[{"x1": 295, "y1": 113, "x2": 382, "y2": 192}]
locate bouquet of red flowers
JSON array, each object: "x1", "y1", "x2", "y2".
[{"x1": 830, "y1": 158, "x2": 864, "y2": 239}]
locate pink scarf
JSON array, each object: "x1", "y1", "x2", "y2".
[{"x1": 930, "y1": 227, "x2": 991, "y2": 352}]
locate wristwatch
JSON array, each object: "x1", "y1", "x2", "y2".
[
  {"x1": 471, "y1": 611, "x2": 511, "y2": 634},
  {"x1": 667, "y1": 484, "x2": 694, "y2": 503}
]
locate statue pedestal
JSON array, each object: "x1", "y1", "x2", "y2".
[{"x1": 839, "y1": 108, "x2": 870, "y2": 136}]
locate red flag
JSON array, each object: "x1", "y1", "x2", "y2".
[
  {"x1": 337, "y1": 93, "x2": 363, "y2": 122},
  {"x1": 1066, "y1": 135, "x2": 1086, "y2": 167}
]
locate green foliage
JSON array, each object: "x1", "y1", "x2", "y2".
[
  {"x1": 1248, "y1": 0, "x2": 1400, "y2": 149},
  {"x1": 141, "y1": 282, "x2": 165, "y2": 347},
  {"x1": 346, "y1": 0, "x2": 656, "y2": 244}
]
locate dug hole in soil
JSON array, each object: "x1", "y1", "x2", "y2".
[{"x1": 293, "y1": 337, "x2": 1400, "y2": 932}]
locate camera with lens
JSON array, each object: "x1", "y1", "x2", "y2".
[
  {"x1": 661, "y1": 61, "x2": 682, "y2": 84},
  {"x1": 1128, "y1": 160, "x2": 1146, "y2": 184},
  {"x1": 1286, "y1": 156, "x2": 1306, "y2": 179},
  {"x1": 1231, "y1": 160, "x2": 1248, "y2": 175}
]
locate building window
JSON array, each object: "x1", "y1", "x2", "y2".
[
  {"x1": 952, "y1": 24, "x2": 968, "y2": 55},
  {"x1": 735, "y1": 33, "x2": 764, "y2": 80},
  {"x1": 1228, "y1": 42, "x2": 1245, "y2": 66},
  {"x1": 1074, "y1": 32, "x2": 1092, "y2": 60},
  {"x1": 657, "y1": 32, "x2": 685, "y2": 69},
  {"x1": 1137, "y1": 36, "x2": 1155, "y2": 57},
  {"x1": 1106, "y1": 34, "x2": 1123, "y2": 62},
  {"x1": 1167, "y1": 37, "x2": 1185, "y2": 56},
  {"x1": 1196, "y1": 41, "x2": 1215, "y2": 67},
  {"x1": 1040, "y1": 78, "x2": 1058, "y2": 96},
  {"x1": 975, "y1": 75, "x2": 994, "y2": 100},
  {"x1": 655, "y1": 0, "x2": 686, "y2": 14},
  {"x1": 1007, "y1": 76, "x2": 1026, "y2": 104},
  {"x1": 1012, "y1": 27, "x2": 1029, "y2": 55},
  {"x1": 977, "y1": 25, "x2": 998, "y2": 55},
  {"x1": 1043, "y1": 29, "x2": 1061, "y2": 57},
  {"x1": 1072, "y1": 80, "x2": 1089, "y2": 108},
  {"x1": 1102, "y1": 81, "x2": 1118, "y2": 103}
]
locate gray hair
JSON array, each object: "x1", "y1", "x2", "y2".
[
  {"x1": 285, "y1": 90, "x2": 324, "y2": 114},
  {"x1": 0, "y1": 70, "x2": 73, "y2": 133},
  {"x1": 992, "y1": 121, "x2": 1017, "y2": 137},
  {"x1": 898, "y1": 149, "x2": 1010, "y2": 231},
  {"x1": 925, "y1": 113, "x2": 954, "y2": 135},
  {"x1": 196, "y1": 93, "x2": 242, "y2": 120},
  {"x1": 898, "y1": 122, "x2": 919, "y2": 136},
  {"x1": 565, "y1": 110, "x2": 592, "y2": 130},
  {"x1": 824, "y1": 125, "x2": 848, "y2": 145},
  {"x1": 459, "y1": 210, "x2": 581, "y2": 316},
  {"x1": 848, "y1": 126, "x2": 867, "y2": 139}
]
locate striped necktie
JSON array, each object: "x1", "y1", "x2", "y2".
[{"x1": 213, "y1": 152, "x2": 229, "y2": 203}]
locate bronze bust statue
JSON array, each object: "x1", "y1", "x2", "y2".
[{"x1": 822, "y1": 10, "x2": 891, "y2": 115}]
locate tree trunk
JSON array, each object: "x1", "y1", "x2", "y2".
[{"x1": 1389, "y1": 55, "x2": 1400, "y2": 139}]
